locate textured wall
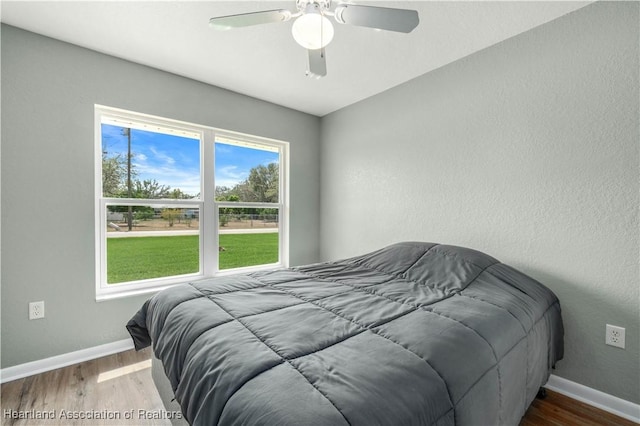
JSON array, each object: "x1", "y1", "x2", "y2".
[
  {"x1": 1, "y1": 25, "x2": 321, "y2": 368},
  {"x1": 320, "y1": 2, "x2": 639, "y2": 403}
]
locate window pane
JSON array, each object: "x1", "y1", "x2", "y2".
[
  {"x1": 101, "y1": 123, "x2": 201, "y2": 199},
  {"x1": 106, "y1": 206, "x2": 200, "y2": 284},
  {"x1": 215, "y1": 140, "x2": 279, "y2": 202},
  {"x1": 218, "y1": 207, "x2": 279, "y2": 270}
]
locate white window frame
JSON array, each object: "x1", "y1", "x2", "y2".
[{"x1": 95, "y1": 105, "x2": 289, "y2": 301}]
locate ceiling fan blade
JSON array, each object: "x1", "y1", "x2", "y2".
[
  {"x1": 334, "y1": 4, "x2": 419, "y2": 33},
  {"x1": 209, "y1": 9, "x2": 292, "y2": 30},
  {"x1": 306, "y1": 48, "x2": 327, "y2": 79}
]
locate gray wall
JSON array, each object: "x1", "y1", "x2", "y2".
[
  {"x1": 320, "y1": 2, "x2": 639, "y2": 404},
  {"x1": 1, "y1": 25, "x2": 321, "y2": 368}
]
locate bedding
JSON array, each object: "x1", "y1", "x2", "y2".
[{"x1": 127, "y1": 242, "x2": 563, "y2": 426}]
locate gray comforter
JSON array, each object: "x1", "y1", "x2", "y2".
[{"x1": 127, "y1": 242, "x2": 563, "y2": 426}]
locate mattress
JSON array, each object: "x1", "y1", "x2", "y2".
[{"x1": 127, "y1": 242, "x2": 564, "y2": 425}]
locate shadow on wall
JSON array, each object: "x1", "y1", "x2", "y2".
[{"x1": 529, "y1": 269, "x2": 639, "y2": 404}]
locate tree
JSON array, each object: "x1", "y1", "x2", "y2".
[
  {"x1": 216, "y1": 163, "x2": 279, "y2": 203},
  {"x1": 169, "y1": 188, "x2": 194, "y2": 200},
  {"x1": 132, "y1": 179, "x2": 171, "y2": 199},
  {"x1": 217, "y1": 194, "x2": 240, "y2": 226},
  {"x1": 133, "y1": 208, "x2": 154, "y2": 221},
  {"x1": 161, "y1": 209, "x2": 181, "y2": 227},
  {"x1": 102, "y1": 152, "x2": 127, "y2": 197},
  {"x1": 247, "y1": 163, "x2": 279, "y2": 203},
  {"x1": 215, "y1": 186, "x2": 232, "y2": 200}
]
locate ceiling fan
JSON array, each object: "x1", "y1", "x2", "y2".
[{"x1": 209, "y1": 0, "x2": 419, "y2": 79}]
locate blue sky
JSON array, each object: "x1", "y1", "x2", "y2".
[
  {"x1": 214, "y1": 142, "x2": 279, "y2": 189},
  {"x1": 102, "y1": 124, "x2": 279, "y2": 196}
]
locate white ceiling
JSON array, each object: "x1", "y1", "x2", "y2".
[{"x1": 1, "y1": 1, "x2": 591, "y2": 116}]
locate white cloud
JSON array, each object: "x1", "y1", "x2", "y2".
[
  {"x1": 215, "y1": 165, "x2": 248, "y2": 188},
  {"x1": 149, "y1": 146, "x2": 175, "y2": 165}
]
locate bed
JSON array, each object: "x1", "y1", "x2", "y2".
[{"x1": 127, "y1": 242, "x2": 564, "y2": 426}]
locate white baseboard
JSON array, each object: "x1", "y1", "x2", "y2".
[
  {"x1": 0, "y1": 338, "x2": 134, "y2": 384},
  {"x1": 546, "y1": 374, "x2": 640, "y2": 423},
  {"x1": 1, "y1": 342, "x2": 638, "y2": 424}
]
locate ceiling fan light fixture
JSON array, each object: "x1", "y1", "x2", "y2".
[{"x1": 292, "y1": 7, "x2": 334, "y2": 50}]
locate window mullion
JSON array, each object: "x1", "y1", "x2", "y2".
[
  {"x1": 215, "y1": 201, "x2": 280, "y2": 209},
  {"x1": 203, "y1": 129, "x2": 217, "y2": 275},
  {"x1": 279, "y1": 143, "x2": 290, "y2": 267},
  {"x1": 103, "y1": 198, "x2": 201, "y2": 207}
]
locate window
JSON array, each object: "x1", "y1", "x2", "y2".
[{"x1": 95, "y1": 106, "x2": 289, "y2": 300}]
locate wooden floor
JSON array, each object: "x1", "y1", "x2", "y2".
[
  {"x1": 1, "y1": 349, "x2": 636, "y2": 426},
  {"x1": 520, "y1": 390, "x2": 637, "y2": 426},
  {"x1": 1, "y1": 348, "x2": 171, "y2": 426}
]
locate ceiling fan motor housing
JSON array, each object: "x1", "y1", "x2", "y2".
[{"x1": 296, "y1": 0, "x2": 332, "y2": 13}]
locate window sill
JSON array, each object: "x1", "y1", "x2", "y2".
[
  {"x1": 96, "y1": 283, "x2": 178, "y2": 302},
  {"x1": 95, "y1": 263, "x2": 285, "y2": 302}
]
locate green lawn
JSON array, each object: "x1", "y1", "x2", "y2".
[{"x1": 107, "y1": 233, "x2": 278, "y2": 284}]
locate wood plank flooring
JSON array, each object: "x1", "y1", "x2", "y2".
[
  {"x1": 1, "y1": 348, "x2": 637, "y2": 426},
  {"x1": 521, "y1": 389, "x2": 638, "y2": 426},
  {"x1": 1, "y1": 348, "x2": 172, "y2": 426}
]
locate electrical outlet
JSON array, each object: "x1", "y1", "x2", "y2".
[
  {"x1": 605, "y1": 324, "x2": 625, "y2": 349},
  {"x1": 29, "y1": 301, "x2": 45, "y2": 320}
]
